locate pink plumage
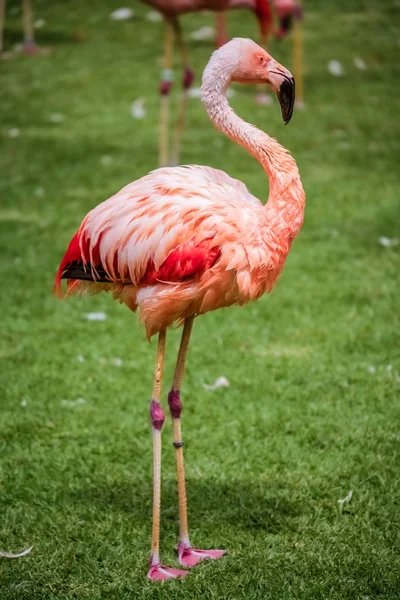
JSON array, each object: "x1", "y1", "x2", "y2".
[
  {"x1": 56, "y1": 41, "x2": 305, "y2": 340},
  {"x1": 55, "y1": 39, "x2": 305, "y2": 581},
  {"x1": 55, "y1": 161, "x2": 301, "y2": 339}
]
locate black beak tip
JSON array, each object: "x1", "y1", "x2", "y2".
[{"x1": 278, "y1": 76, "x2": 295, "y2": 125}]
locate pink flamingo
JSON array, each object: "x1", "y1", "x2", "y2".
[
  {"x1": 140, "y1": 0, "x2": 271, "y2": 166},
  {"x1": 55, "y1": 38, "x2": 305, "y2": 581}
]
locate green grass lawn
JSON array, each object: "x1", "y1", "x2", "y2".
[{"x1": 1, "y1": 0, "x2": 399, "y2": 598}]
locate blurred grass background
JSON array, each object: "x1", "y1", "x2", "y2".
[{"x1": 0, "y1": 0, "x2": 399, "y2": 598}]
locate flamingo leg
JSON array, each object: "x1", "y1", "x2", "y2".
[
  {"x1": 215, "y1": 12, "x2": 228, "y2": 48},
  {"x1": 21, "y1": 0, "x2": 38, "y2": 54},
  {"x1": 0, "y1": 0, "x2": 6, "y2": 54},
  {"x1": 159, "y1": 19, "x2": 175, "y2": 167},
  {"x1": 293, "y1": 3, "x2": 304, "y2": 108},
  {"x1": 170, "y1": 18, "x2": 194, "y2": 167},
  {"x1": 147, "y1": 329, "x2": 188, "y2": 581},
  {"x1": 168, "y1": 317, "x2": 225, "y2": 568},
  {"x1": 254, "y1": 0, "x2": 272, "y2": 103}
]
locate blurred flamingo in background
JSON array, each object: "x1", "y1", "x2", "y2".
[
  {"x1": 55, "y1": 38, "x2": 305, "y2": 580},
  {"x1": 140, "y1": 0, "x2": 272, "y2": 167},
  {"x1": 273, "y1": 0, "x2": 301, "y2": 39},
  {"x1": 214, "y1": 0, "x2": 301, "y2": 48},
  {"x1": 214, "y1": 0, "x2": 272, "y2": 48},
  {"x1": 0, "y1": 0, "x2": 38, "y2": 55}
]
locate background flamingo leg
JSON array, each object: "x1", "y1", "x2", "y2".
[
  {"x1": 293, "y1": 2, "x2": 304, "y2": 108},
  {"x1": 147, "y1": 330, "x2": 188, "y2": 581},
  {"x1": 159, "y1": 20, "x2": 175, "y2": 167},
  {"x1": 168, "y1": 318, "x2": 225, "y2": 569},
  {"x1": 22, "y1": 0, "x2": 38, "y2": 54},
  {"x1": 0, "y1": 0, "x2": 6, "y2": 53},
  {"x1": 215, "y1": 12, "x2": 228, "y2": 48},
  {"x1": 254, "y1": 0, "x2": 273, "y2": 103},
  {"x1": 170, "y1": 19, "x2": 194, "y2": 167}
]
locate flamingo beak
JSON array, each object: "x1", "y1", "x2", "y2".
[
  {"x1": 277, "y1": 76, "x2": 295, "y2": 124},
  {"x1": 269, "y1": 67, "x2": 295, "y2": 124}
]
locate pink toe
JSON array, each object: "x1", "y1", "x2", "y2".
[
  {"x1": 23, "y1": 42, "x2": 39, "y2": 55},
  {"x1": 177, "y1": 543, "x2": 226, "y2": 568},
  {"x1": 147, "y1": 564, "x2": 188, "y2": 581}
]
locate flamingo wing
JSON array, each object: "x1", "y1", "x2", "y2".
[{"x1": 55, "y1": 165, "x2": 261, "y2": 294}]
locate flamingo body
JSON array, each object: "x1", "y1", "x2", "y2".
[{"x1": 56, "y1": 165, "x2": 299, "y2": 338}]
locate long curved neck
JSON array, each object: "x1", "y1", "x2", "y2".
[{"x1": 201, "y1": 61, "x2": 305, "y2": 239}]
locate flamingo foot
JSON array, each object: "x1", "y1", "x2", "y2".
[
  {"x1": 23, "y1": 42, "x2": 51, "y2": 56},
  {"x1": 23, "y1": 41, "x2": 40, "y2": 55},
  {"x1": 177, "y1": 542, "x2": 225, "y2": 568},
  {"x1": 147, "y1": 563, "x2": 188, "y2": 581}
]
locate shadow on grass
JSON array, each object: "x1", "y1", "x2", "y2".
[{"x1": 70, "y1": 478, "x2": 300, "y2": 535}]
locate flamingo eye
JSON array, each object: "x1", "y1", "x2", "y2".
[{"x1": 258, "y1": 56, "x2": 264, "y2": 65}]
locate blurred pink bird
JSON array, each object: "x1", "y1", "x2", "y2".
[
  {"x1": 273, "y1": 0, "x2": 302, "y2": 38},
  {"x1": 216, "y1": 0, "x2": 302, "y2": 47},
  {"x1": 55, "y1": 38, "x2": 305, "y2": 581},
  {"x1": 214, "y1": 0, "x2": 273, "y2": 48}
]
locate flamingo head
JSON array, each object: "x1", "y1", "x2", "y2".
[{"x1": 231, "y1": 39, "x2": 295, "y2": 124}]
